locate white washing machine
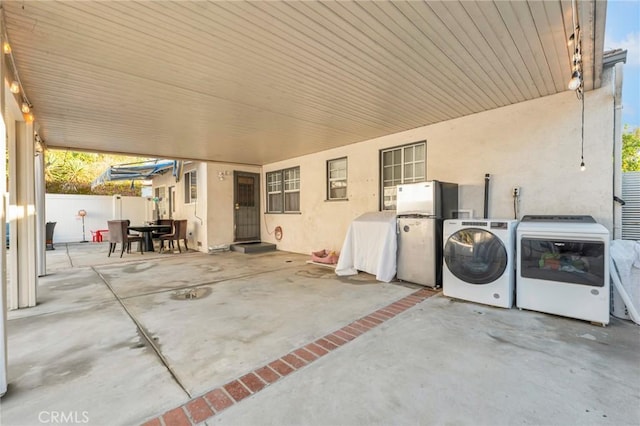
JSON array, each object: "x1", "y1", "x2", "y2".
[
  {"x1": 443, "y1": 219, "x2": 518, "y2": 308},
  {"x1": 516, "y1": 215, "x2": 610, "y2": 325}
]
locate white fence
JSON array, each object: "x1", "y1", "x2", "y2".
[
  {"x1": 622, "y1": 172, "x2": 640, "y2": 240},
  {"x1": 45, "y1": 194, "x2": 152, "y2": 243}
]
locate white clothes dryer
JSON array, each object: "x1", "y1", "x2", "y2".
[
  {"x1": 516, "y1": 215, "x2": 609, "y2": 325},
  {"x1": 443, "y1": 219, "x2": 518, "y2": 308}
]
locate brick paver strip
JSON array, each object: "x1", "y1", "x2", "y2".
[
  {"x1": 255, "y1": 365, "x2": 280, "y2": 384},
  {"x1": 293, "y1": 347, "x2": 317, "y2": 362},
  {"x1": 203, "y1": 388, "x2": 233, "y2": 412},
  {"x1": 349, "y1": 321, "x2": 370, "y2": 334},
  {"x1": 315, "y1": 338, "x2": 338, "y2": 351},
  {"x1": 305, "y1": 342, "x2": 329, "y2": 357},
  {"x1": 355, "y1": 318, "x2": 376, "y2": 329},
  {"x1": 334, "y1": 330, "x2": 356, "y2": 342},
  {"x1": 269, "y1": 359, "x2": 294, "y2": 376},
  {"x1": 370, "y1": 312, "x2": 393, "y2": 322},
  {"x1": 162, "y1": 407, "x2": 190, "y2": 426},
  {"x1": 342, "y1": 325, "x2": 363, "y2": 337},
  {"x1": 141, "y1": 289, "x2": 437, "y2": 426},
  {"x1": 224, "y1": 380, "x2": 251, "y2": 402},
  {"x1": 324, "y1": 333, "x2": 347, "y2": 346},
  {"x1": 185, "y1": 398, "x2": 214, "y2": 424},
  {"x1": 240, "y1": 372, "x2": 266, "y2": 393},
  {"x1": 282, "y1": 353, "x2": 307, "y2": 369},
  {"x1": 372, "y1": 310, "x2": 393, "y2": 320},
  {"x1": 364, "y1": 315, "x2": 384, "y2": 325}
]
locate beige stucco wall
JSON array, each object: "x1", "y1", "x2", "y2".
[
  {"x1": 262, "y1": 67, "x2": 616, "y2": 255},
  {"x1": 153, "y1": 161, "x2": 262, "y2": 252},
  {"x1": 205, "y1": 162, "x2": 262, "y2": 249},
  {"x1": 152, "y1": 162, "x2": 208, "y2": 251}
]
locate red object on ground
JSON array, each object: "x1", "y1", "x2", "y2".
[{"x1": 91, "y1": 229, "x2": 109, "y2": 242}]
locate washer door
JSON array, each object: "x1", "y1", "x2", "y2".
[{"x1": 444, "y1": 228, "x2": 507, "y2": 284}]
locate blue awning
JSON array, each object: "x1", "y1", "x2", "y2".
[{"x1": 91, "y1": 159, "x2": 186, "y2": 189}]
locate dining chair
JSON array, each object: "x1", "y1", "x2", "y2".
[
  {"x1": 107, "y1": 220, "x2": 143, "y2": 257},
  {"x1": 159, "y1": 219, "x2": 188, "y2": 253},
  {"x1": 152, "y1": 218, "x2": 174, "y2": 239}
]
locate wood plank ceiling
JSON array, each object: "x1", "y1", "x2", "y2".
[{"x1": 2, "y1": 0, "x2": 605, "y2": 165}]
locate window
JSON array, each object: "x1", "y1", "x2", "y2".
[
  {"x1": 380, "y1": 141, "x2": 426, "y2": 210},
  {"x1": 184, "y1": 170, "x2": 197, "y2": 204},
  {"x1": 327, "y1": 157, "x2": 347, "y2": 200},
  {"x1": 267, "y1": 166, "x2": 300, "y2": 213}
]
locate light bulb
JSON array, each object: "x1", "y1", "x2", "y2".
[
  {"x1": 23, "y1": 112, "x2": 34, "y2": 123},
  {"x1": 568, "y1": 70, "x2": 582, "y2": 91},
  {"x1": 9, "y1": 81, "x2": 19, "y2": 93},
  {"x1": 21, "y1": 102, "x2": 30, "y2": 113},
  {"x1": 580, "y1": 160, "x2": 585, "y2": 172},
  {"x1": 2, "y1": 42, "x2": 11, "y2": 54}
]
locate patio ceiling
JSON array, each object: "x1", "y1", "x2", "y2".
[{"x1": 2, "y1": 0, "x2": 605, "y2": 165}]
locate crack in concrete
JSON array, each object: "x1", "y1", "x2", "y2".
[{"x1": 91, "y1": 266, "x2": 192, "y2": 399}]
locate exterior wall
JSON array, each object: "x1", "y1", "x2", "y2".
[
  {"x1": 152, "y1": 162, "x2": 208, "y2": 251},
  {"x1": 205, "y1": 163, "x2": 262, "y2": 249},
  {"x1": 45, "y1": 194, "x2": 148, "y2": 243},
  {"x1": 262, "y1": 68, "x2": 616, "y2": 255},
  {"x1": 152, "y1": 162, "x2": 262, "y2": 252}
]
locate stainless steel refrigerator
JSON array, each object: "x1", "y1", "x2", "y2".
[{"x1": 396, "y1": 181, "x2": 458, "y2": 287}]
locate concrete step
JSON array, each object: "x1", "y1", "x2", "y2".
[{"x1": 230, "y1": 242, "x2": 277, "y2": 254}]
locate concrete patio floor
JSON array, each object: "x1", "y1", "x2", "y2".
[{"x1": 1, "y1": 242, "x2": 639, "y2": 426}]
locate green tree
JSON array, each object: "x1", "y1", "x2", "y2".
[
  {"x1": 45, "y1": 149, "x2": 151, "y2": 196},
  {"x1": 622, "y1": 127, "x2": 640, "y2": 172}
]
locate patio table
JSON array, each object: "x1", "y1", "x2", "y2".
[{"x1": 128, "y1": 224, "x2": 171, "y2": 252}]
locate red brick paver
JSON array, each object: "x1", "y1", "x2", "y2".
[
  {"x1": 293, "y1": 347, "x2": 317, "y2": 362},
  {"x1": 240, "y1": 372, "x2": 266, "y2": 393},
  {"x1": 162, "y1": 407, "x2": 190, "y2": 426},
  {"x1": 305, "y1": 342, "x2": 328, "y2": 357},
  {"x1": 269, "y1": 359, "x2": 294, "y2": 376},
  {"x1": 282, "y1": 353, "x2": 306, "y2": 369},
  {"x1": 224, "y1": 380, "x2": 251, "y2": 402},
  {"x1": 185, "y1": 398, "x2": 213, "y2": 424},
  {"x1": 255, "y1": 365, "x2": 280, "y2": 384},
  {"x1": 204, "y1": 388, "x2": 233, "y2": 412}
]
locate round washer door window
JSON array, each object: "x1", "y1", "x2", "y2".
[{"x1": 444, "y1": 228, "x2": 507, "y2": 285}]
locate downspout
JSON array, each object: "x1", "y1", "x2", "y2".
[{"x1": 612, "y1": 62, "x2": 623, "y2": 239}]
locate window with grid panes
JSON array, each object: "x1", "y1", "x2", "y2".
[
  {"x1": 327, "y1": 157, "x2": 347, "y2": 200},
  {"x1": 184, "y1": 170, "x2": 197, "y2": 204},
  {"x1": 266, "y1": 166, "x2": 300, "y2": 213},
  {"x1": 380, "y1": 141, "x2": 426, "y2": 210}
]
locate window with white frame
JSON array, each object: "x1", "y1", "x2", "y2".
[
  {"x1": 380, "y1": 141, "x2": 426, "y2": 210},
  {"x1": 267, "y1": 166, "x2": 300, "y2": 213},
  {"x1": 327, "y1": 157, "x2": 347, "y2": 200},
  {"x1": 184, "y1": 170, "x2": 197, "y2": 204}
]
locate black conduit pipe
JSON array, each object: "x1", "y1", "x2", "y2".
[{"x1": 483, "y1": 173, "x2": 490, "y2": 219}]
